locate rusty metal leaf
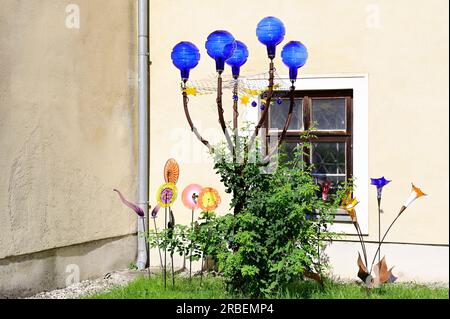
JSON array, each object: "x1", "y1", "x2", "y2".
[{"x1": 357, "y1": 252, "x2": 370, "y2": 283}]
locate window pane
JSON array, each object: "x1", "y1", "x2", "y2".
[
  {"x1": 311, "y1": 142, "x2": 346, "y2": 185},
  {"x1": 283, "y1": 142, "x2": 302, "y2": 163},
  {"x1": 311, "y1": 98, "x2": 346, "y2": 130},
  {"x1": 269, "y1": 98, "x2": 302, "y2": 130}
]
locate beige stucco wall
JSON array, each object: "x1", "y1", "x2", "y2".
[
  {"x1": 0, "y1": 0, "x2": 448, "y2": 294},
  {"x1": 149, "y1": 0, "x2": 448, "y2": 252},
  {"x1": 0, "y1": 0, "x2": 138, "y2": 263}
]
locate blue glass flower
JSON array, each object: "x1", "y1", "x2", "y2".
[
  {"x1": 205, "y1": 30, "x2": 236, "y2": 73},
  {"x1": 225, "y1": 41, "x2": 249, "y2": 79},
  {"x1": 171, "y1": 42, "x2": 201, "y2": 80},
  {"x1": 256, "y1": 16, "x2": 286, "y2": 59},
  {"x1": 281, "y1": 41, "x2": 308, "y2": 82},
  {"x1": 370, "y1": 176, "x2": 391, "y2": 199}
]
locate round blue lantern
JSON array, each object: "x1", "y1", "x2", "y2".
[
  {"x1": 281, "y1": 41, "x2": 308, "y2": 82},
  {"x1": 205, "y1": 30, "x2": 236, "y2": 73},
  {"x1": 171, "y1": 42, "x2": 201, "y2": 81},
  {"x1": 256, "y1": 16, "x2": 286, "y2": 59},
  {"x1": 225, "y1": 41, "x2": 249, "y2": 79}
]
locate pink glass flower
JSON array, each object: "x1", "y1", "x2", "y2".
[{"x1": 181, "y1": 184, "x2": 203, "y2": 210}]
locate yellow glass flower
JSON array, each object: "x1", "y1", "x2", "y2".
[
  {"x1": 342, "y1": 196, "x2": 359, "y2": 222},
  {"x1": 156, "y1": 182, "x2": 178, "y2": 208}
]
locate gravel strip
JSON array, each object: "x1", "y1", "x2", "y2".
[{"x1": 25, "y1": 269, "x2": 147, "y2": 299}]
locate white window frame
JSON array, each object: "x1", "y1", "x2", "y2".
[{"x1": 243, "y1": 74, "x2": 369, "y2": 235}]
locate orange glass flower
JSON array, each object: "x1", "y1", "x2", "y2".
[
  {"x1": 198, "y1": 187, "x2": 221, "y2": 212},
  {"x1": 400, "y1": 183, "x2": 427, "y2": 214}
]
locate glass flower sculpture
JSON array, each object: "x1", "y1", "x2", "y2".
[
  {"x1": 164, "y1": 158, "x2": 180, "y2": 184},
  {"x1": 156, "y1": 182, "x2": 178, "y2": 208},
  {"x1": 113, "y1": 189, "x2": 144, "y2": 217},
  {"x1": 198, "y1": 187, "x2": 221, "y2": 212},
  {"x1": 370, "y1": 176, "x2": 391, "y2": 203},
  {"x1": 181, "y1": 183, "x2": 203, "y2": 210},
  {"x1": 399, "y1": 183, "x2": 427, "y2": 214}
]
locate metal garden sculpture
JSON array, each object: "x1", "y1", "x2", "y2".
[
  {"x1": 345, "y1": 182, "x2": 427, "y2": 287},
  {"x1": 171, "y1": 16, "x2": 307, "y2": 162}
]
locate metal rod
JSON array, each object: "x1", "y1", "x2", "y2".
[
  {"x1": 190, "y1": 208, "x2": 194, "y2": 281},
  {"x1": 164, "y1": 206, "x2": 167, "y2": 289},
  {"x1": 153, "y1": 218, "x2": 163, "y2": 269},
  {"x1": 369, "y1": 213, "x2": 402, "y2": 273},
  {"x1": 377, "y1": 197, "x2": 381, "y2": 268}
]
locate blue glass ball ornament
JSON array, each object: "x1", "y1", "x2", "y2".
[
  {"x1": 277, "y1": 97, "x2": 283, "y2": 105},
  {"x1": 260, "y1": 104, "x2": 266, "y2": 110},
  {"x1": 256, "y1": 16, "x2": 286, "y2": 59},
  {"x1": 205, "y1": 30, "x2": 236, "y2": 73},
  {"x1": 251, "y1": 101, "x2": 257, "y2": 107},
  {"x1": 233, "y1": 94, "x2": 238, "y2": 101},
  {"x1": 225, "y1": 40, "x2": 249, "y2": 79},
  {"x1": 281, "y1": 41, "x2": 308, "y2": 82},
  {"x1": 171, "y1": 41, "x2": 201, "y2": 80}
]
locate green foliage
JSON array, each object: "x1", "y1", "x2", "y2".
[{"x1": 208, "y1": 132, "x2": 352, "y2": 297}]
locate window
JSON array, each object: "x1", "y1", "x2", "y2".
[{"x1": 266, "y1": 89, "x2": 353, "y2": 194}]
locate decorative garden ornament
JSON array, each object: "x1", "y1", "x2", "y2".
[
  {"x1": 113, "y1": 189, "x2": 144, "y2": 217},
  {"x1": 198, "y1": 187, "x2": 221, "y2": 212},
  {"x1": 164, "y1": 158, "x2": 180, "y2": 185},
  {"x1": 225, "y1": 40, "x2": 249, "y2": 79},
  {"x1": 256, "y1": 16, "x2": 285, "y2": 59},
  {"x1": 370, "y1": 176, "x2": 391, "y2": 202},
  {"x1": 281, "y1": 41, "x2": 308, "y2": 82},
  {"x1": 156, "y1": 182, "x2": 178, "y2": 208},
  {"x1": 113, "y1": 189, "x2": 150, "y2": 277},
  {"x1": 205, "y1": 30, "x2": 236, "y2": 73},
  {"x1": 370, "y1": 176, "x2": 391, "y2": 267},
  {"x1": 181, "y1": 183, "x2": 203, "y2": 280},
  {"x1": 150, "y1": 204, "x2": 163, "y2": 269},
  {"x1": 319, "y1": 180, "x2": 331, "y2": 201},
  {"x1": 181, "y1": 184, "x2": 203, "y2": 210},
  {"x1": 171, "y1": 42, "x2": 201, "y2": 81},
  {"x1": 399, "y1": 183, "x2": 427, "y2": 214}
]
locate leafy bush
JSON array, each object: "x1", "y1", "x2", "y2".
[{"x1": 209, "y1": 134, "x2": 351, "y2": 297}]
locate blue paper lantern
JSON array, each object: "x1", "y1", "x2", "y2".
[
  {"x1": 205, "y1": 30, "x2": 236, "y2": 73},
  {"x1": 256, "y1": 16, "x2": 286, "y2": 59},
  {"x1": 171, "y1": 42, "x2": 201, "y2": 80},
  {"x1": 281, "y1": 41, "x2": 308, "y2": 81},
  {"x1": 225, "y1": 41, "x2": 249, "y2": 78}
]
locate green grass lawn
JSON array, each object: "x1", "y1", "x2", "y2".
[{"x1": 87, "y1": 274, "x2": 448, "y2": 299}]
